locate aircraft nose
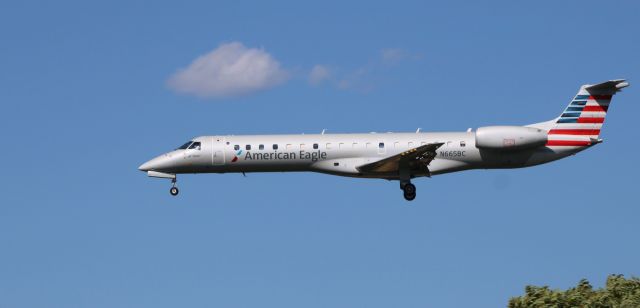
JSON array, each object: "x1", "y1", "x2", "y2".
[
  {"x1": 138, "y1": 154, "x2": 174, "y2": 172},
  {"x1": 138, "y1": 160, "x2": 153, "y2": 172}
]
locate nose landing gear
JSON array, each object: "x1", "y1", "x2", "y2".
[{"x1": 169, "y1": 178, "x2": 179, "y2": 196}]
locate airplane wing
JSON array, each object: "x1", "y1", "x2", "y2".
[{"x1": 356, "y1": 142, "x2": 444, "y2": 175}]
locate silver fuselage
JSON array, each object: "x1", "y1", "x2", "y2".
[
  {"x1": 139, "y1": 131, "x2": 587, "y2": 180},
  {"x1": 139, "y1": 79, "x2": 628, "y2": 200}
]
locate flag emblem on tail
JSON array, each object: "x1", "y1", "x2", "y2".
[{"x1": 547, "y1": 79, "x2": 628, "y2": 147}]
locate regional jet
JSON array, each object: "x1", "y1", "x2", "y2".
[{"x1": 139, "y1": 79, "x2": 628, "y2": 201}]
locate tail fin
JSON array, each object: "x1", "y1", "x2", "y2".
[{"x1": 545, "y1": 79, "x2": 629, "y2": 147}]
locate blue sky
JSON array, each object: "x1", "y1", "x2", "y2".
[{"x1": 1, "y1": 1, "x2": 639, "y2": 307}]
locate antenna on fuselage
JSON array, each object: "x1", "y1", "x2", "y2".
[
  {"x1": 321, "y1": 129, "x2": 326, "y2": 135},
  {"x1": 416, "y1": 128, "x2": 421, "y2": 133}
]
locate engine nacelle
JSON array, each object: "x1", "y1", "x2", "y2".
[{"x1": 475, "y1": 126, "x2": 547, "y2": 150}]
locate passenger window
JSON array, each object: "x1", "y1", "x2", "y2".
[
  {"x1": 259, "y1": 144, "x2": 264, "y2": 150},
  {"x1": 234, "y1": 145, "x2": 239, "y2": 151},
  {"x1": 286, "y1": 144, "x2": 293, "y2": 150},
  {"x1": 326, "y1": 143, "x2": 332, "y2": 150},
  {"x1": 408, "y1": 142, "x2": 414, "y2": 148},
  {"x1": 379, "y1": 142, "x2": 385, "y2": 149},
  {"x1": 460, "y1": 141, "x2": 466, "y2": 147},
  {"x1": 339, "y1": 143, "x2": 345, "y2": 149},
  {"x1": 300, "y1": 144, "x2": 306, "y2": 150},
  {"x1": 273, "y1": 144, "x2": 278, "y2": 150},
  {"x1": 188, "y1": 142, "x2": 201, "y2": 150},
  {"x1": 313, "y1": 143, "x2": 318, "y2": 149},
  {"x1": 246, "y1": 144, "x2": 251, "y2": 150},
  {"x1": 352, "y1": 142, "x2": 358, "y2": 148}
]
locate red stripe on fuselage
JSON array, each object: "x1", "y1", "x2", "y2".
[
  {"x1": 582, "y1": 105, "x2": 609, "y2": 112},
  {"x1": 546, "y1": 140, "x2": 591, "y2": 146},
  {"x1": 548, "y1": 129, "x2": 600, "y2": 135},
  {"x1": 577, "y1": 117, "x2": 605, "y2": 123}
]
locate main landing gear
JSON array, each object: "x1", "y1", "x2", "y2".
[
  {"x1": 399, "y1": 167, "x2": 416, "y2": 201},
  {"x1": 401, "y1": 182, "x2": 416, "y2": 201},
  {"x1": 169, "y1": 178, "x2": 179, "y2": 196}
]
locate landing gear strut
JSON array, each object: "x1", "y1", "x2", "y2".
[
  {"x1": 401, "y1": 182, "x2": 416, "y2": 201},
  {"x1": 169, "y1": 178, "x2": 179, "y2": 196}
]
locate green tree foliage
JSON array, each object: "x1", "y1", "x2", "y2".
[{"x1": 509, "y1": 274, "x2": 640, "y2": 308}]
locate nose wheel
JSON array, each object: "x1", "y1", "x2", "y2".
[
  {"x1": 169, "y1": 178, "x2": 179, "y2": 196},
  {"x1": 402, "y1": 183, "x2": 416, "y2": 201},
  {"x1": 170, "y1": 186, "x2": 179, "y2": 196}
]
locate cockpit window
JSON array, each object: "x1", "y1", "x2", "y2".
[
  {"x1": 188, "y1": 142, "x2": 201, "y2": 150},
  {"x1": 177, "y1": 141, "x2": 193, "y2": 150}
]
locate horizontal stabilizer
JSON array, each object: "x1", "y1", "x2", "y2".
[{"x1": 585, "y1": 79, "x2": 629, "y2": 94}]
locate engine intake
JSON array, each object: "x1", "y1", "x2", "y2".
[{"x1": 475, "y1": 126, "x2": 547, "y2": 150}]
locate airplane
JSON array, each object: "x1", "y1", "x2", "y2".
[{"x1": 139, "y1": 79, "x2": 629, "y2": 201}]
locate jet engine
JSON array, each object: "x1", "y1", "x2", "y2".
[{"x1": 475, "y1": 126, "x2": 547, "y2": 150}]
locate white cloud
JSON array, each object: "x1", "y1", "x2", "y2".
[
  {"x1": 308, "y1": 48, "x2": 419, "y2": 92},
  {"x1": 167, "y1": 42, "x2": 289, "y2": 98},
  {"x1": 308, "y1": 65, "x2": 331, "y2": 86},
  {"x1": 380, "y1": 48, "x2": 407, "y2": 64}
]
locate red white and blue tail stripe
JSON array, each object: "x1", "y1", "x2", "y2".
[{"x1": 547, "y1": 79, "x2": 629, "y2": 147}]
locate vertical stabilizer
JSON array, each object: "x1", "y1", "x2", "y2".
[{"x1": 545, "y1": 79, "x2": 628, "y2": 147}]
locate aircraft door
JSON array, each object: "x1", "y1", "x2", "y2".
[{"x1": 212, "y1": 137, "x2": 225, "y2": 165}]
